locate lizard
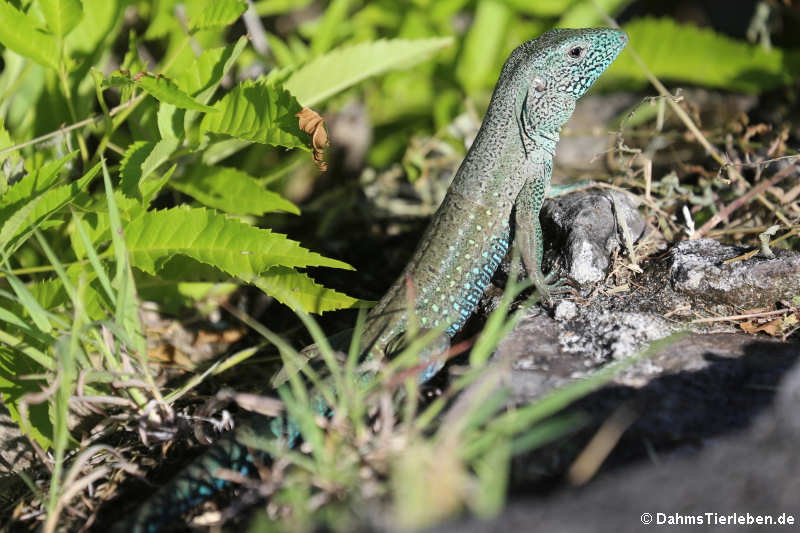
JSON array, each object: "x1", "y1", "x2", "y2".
[{"x1": 113, "y1": 27, "x2": 628, "y2": 532}]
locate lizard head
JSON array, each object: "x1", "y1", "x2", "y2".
[
  {"x1": 528, "y1": 27, "x2": 628, "y2": 100},
  {"x1": 506, "y1": 27, "x2": 628, "y2": 150}
]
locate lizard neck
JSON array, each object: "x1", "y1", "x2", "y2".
[
  {"x1": 521, "y1": 127, "x2": 560, "y2": 158},
  {"x1": 449, "y1": 125, "x2": 554, "y2": 211},
  {"x1": 447, "y1": 74, "x2": 560, "y2": 210}
]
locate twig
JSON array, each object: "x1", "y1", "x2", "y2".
[
  {"x1": 691, "y1": 307, "x2": 797, "y2": 324},
  {"x1": 0, "y1": 97, "x2": 143, "y2": 158},
  {"x1": 694, "y1": 162, "x2": 797, "y2": 239},
  {"x1": 605, "y1": 15, "x2": 795, "y2": 237}
]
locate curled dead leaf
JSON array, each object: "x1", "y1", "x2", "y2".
[
  {"x1": 739, "y1": 317, "x2": 783, "y2": 336},
  {"x1": 296, "y1": 107, "x2": 329, "y2": 171}
]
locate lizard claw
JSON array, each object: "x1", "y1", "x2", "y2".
[{"x1": 532, "y1": 269, "x2": 571, "y2": 304}]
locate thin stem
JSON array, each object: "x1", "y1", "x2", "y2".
[
  {"x1": 57, "y1": 69, "x2": 90, "y2": 163},
  {"x1": 0, "y1": 98, "x2": 141, "y2": 158}
]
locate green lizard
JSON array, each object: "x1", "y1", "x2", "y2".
[{"x1": 113, "y1": 27, "x2": 627, "y2": 532}]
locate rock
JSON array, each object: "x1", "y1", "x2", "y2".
[
  {"x1": 494, "y1": 188, "x2": 648, "y2": 290},
  {"x1": 541, "y1": 188, "x2": 648, "y2": 285},
  {"x1": 655, "y1": 238, "x2": 800, "y2": 311},
  {"x1": 430, "y1": 355, "x2": 800, "y2": 533}
]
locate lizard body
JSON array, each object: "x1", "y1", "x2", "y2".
[{"x1": 115, "y1": 27, "x2": 627, "y2": 532}]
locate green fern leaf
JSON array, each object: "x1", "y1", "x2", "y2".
[
  {"x1": 200, "y1": 79, "x2": 308, "y2": 149},
  {"x1": 606, "y1": 17, "x2": 798, "y2": 92},
  {"x1": 0, "y1": 1, "x2": 58, "y2": 70},
  {"x1": 284, "y1": 37, "x2": 453, "y2": 107},
  {"x1": 253, "y1": 267, "x2": 362, "y2": 314},
  {"x1": 119, "y1": 139, "x2": 180, "y2": 198},
  {"x1": 123, "y1": 206, "x2": 353, "y2": 278},
  {"x1": 105, "y1": 71, "x2": 216, "y2": 112},
  {"x1": 173, "y1": 165, "x2": 299, "y2": 216},
  {"x1": 39, "y1": 0, "x2": 83, "y2": 40},
  {"x1": 189, "y1": 0, "x2": 247, "y2": 32}
]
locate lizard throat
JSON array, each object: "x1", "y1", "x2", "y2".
[{"x1": 522, "y1": 129, "x2": 560, "y2": 158}]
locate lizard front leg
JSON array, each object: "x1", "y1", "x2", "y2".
[{"x1": 514, "y1": 170, "x2": 567, "y2": 302}]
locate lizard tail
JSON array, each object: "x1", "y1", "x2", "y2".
[
  {"x1": 111, "y1": 435, "x2": 259, "y2": 533},
  {"x1": 110, "y1": 407, "x2": 299, "y2": 533}
]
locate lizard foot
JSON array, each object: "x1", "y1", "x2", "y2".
[{"x1": 532, "y1": 269, "x2": 571, "y2": 304}]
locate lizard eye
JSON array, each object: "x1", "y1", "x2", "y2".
[{"x1": 567, "y1": 46, "x2": 585, "y2": 59}]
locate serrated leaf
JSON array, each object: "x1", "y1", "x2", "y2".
[
  {"x1": 64, "y1": 0, "x2": 120, "y2": 55},
  {"x1": 0, "y1": 151, "x2": 77, "y2": 208},
  {"x1": 0, "y1": 195, "x2": 45, "y2": 250},
  {"x1": 0, "y1": 347, "x2": 54, "y2": 449},
  {"x1": 158, "y1": 36, "x2": 248, "y2": 139},
  {"x1": 604, "y1": 17, "x2": 798, "y2": 92},
  {"x1": 200, "y1": 79, "x2": 308, "y2": 149},
  {"x1": 104, "y1": 71, "x2": 216, "y2": 112},
  {"x1": 173, "y1": 165, "x2": 299, "y2": 215},
  {"x1": 175, "y1": 37, "x2": 248, "y2": 101},
  {"x1": 119, "y1": 139, "x2": 179, "y2": 198},
  {"x1": 39, "y1": 0, "x2": 83, "y2": 40},
  {"x1": 123, "y1": 206, "x2": 353, "y2": 279},
  {"x1": 189, "y1": 0, "x2": 246, "y2": 32},
  {"x1": 284, "y1": 37, "x2": 453, "y2": 107},
  {"x1": 143, "y1": 255, "x2": 228, "y2": 283},
  {"x1": 0, "y1": 1, "x2": 58, "y2": 70},
  {"x1": 253, "y1": 267, "x2": 360, "y2": 314},
  {"x1": 2, "y1": 163, "x2": 99, "y2": 252}
]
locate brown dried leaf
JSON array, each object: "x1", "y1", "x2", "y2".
[
  {"x1": 296, "y1": 107, "x2": 328, "y2": 171},
  {"x1": 739, "y1": 321, "x2": 758, "y2": 334},
  {"x1": 739, "y1": 318, "x2": 783, "y2": 336}
]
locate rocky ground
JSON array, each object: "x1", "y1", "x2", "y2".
[{"x1": 424, "y1": 181, "x2": 799, "y2": 533}]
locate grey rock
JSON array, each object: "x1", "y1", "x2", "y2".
[
  {"x1": 661, "y1": 238, "x2": 800, "y2": 310},
  {"x1": 430, "y1": 353, "x2": 800, "y2": 533},
  {"x1": 541, "y1": 189, "x2": 647, "y2": 285}
]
